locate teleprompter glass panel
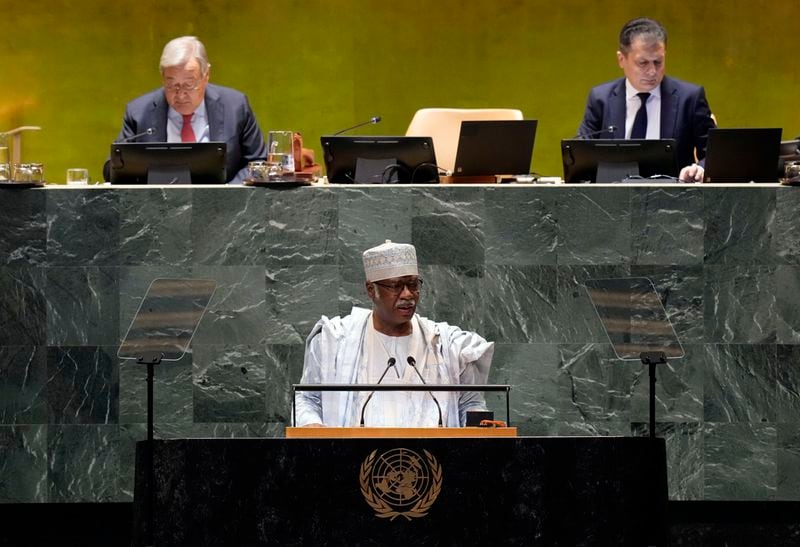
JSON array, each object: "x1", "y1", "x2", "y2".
[
  {"x1": 118, "y1": 278, "x2": 217, "y2": 361},
  {"x1": 584, "y1": 277, "x2": 684, "y2": 361}
]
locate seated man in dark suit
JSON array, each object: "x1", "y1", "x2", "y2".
[
  {"x1": 105, "y1": 36, "x2": 266, "y2": 183},
  {"x1": 577, "y1": 17, "x2": 716, "y2": 183}
]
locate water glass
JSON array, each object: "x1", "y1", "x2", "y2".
[
  {"x1": 247, "y1": 160, "x2": 269, "y2": 182},
  {"x1": 0, "y1": 144, "x2": 9, "y2": 181},
  {"x1": 267, "y1": 131, "x2": 295, "y2": 179},
  {"x1": 66, "y1": 168, "x2": 90, "y2": 185},
  {"x1": 785, "y1": 161, "x2": 800, "y2": 183},
  {"x1": 13, "y1": 163, "x2": 32, "y2": 182}
]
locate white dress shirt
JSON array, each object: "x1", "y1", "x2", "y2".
[
  {"x1": 624, "y1": 80, "x2": 661, "y2": 140},
  {"x1": 166, "y1": 101, "x2": 210, "y2": 143}
]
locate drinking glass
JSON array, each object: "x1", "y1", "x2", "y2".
[
  {"x1": 0, "y1": 138, "x2": 8, "y2": 181},
  {"x1": 266, "y1": 131, "x2": 295, "y2": 179},
  {"x1": 66, "y1": 168, "x2": 90, "y2": 185},
  {"x1": 785, "y1": 161, "x2": 800, "y2": 183}
]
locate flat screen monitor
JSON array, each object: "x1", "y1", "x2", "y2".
[
  {"x1": 320, "y1": 136, "x2": 439, "y2": 184},
  {"x1": 453, "y1": 120, "x2": 538, "y2": 176},
  {"x1": 109, "y1": 142, "x2": 227, "y2": 184},
  {"x1": 561, "y1": 139, "x2": 678, "y2": 184},
  {"x1": 703, "y1": 128, "x2": 782, "y2": 183}
]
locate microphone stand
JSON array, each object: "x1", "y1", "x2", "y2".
[
  {"x1": 359, "y1": 357, "x2": 398, "y2": 426},
  {"x1": 333, "y1": 116, "x2": 382, "y2": 136},
  {"x1": 407, "y1": 356, "x2": 443, "y2": 427}
]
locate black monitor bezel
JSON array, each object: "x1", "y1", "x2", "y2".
[
  {"x1": 109, "y1": 142, "x2": 227, "y2": 184},
  {"x1": 320, "y1": 136, "x2": 439, "y2": 184},
  {"x1": 561, "y1": 138, "x2": 678, "y2": 184}
]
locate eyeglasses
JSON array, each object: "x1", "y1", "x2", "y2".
[
  {"x1": 372, "y1": 278, "x2": 423, "y2": 294},
  {"x1": 163, "y1": 81, "x2": 201, "y2": 94}
]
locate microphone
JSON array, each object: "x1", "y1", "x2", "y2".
[
  {"x1": 407, "y1": 356, "x2": 443, "y2": 427},
  {"x1": 333, "y1": 116, "x2": 381, "y2": 136},
  {"x1": 359, "y1": 357, "x2": 398, "y2": 426},
  {"x1": 120, "y1": 127, "x2": 155, "y2": 143},
  {"x1": 572, "y1": 125, "x2": 616, "y2": 139}
]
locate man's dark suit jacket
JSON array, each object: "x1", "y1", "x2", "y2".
[
  {"x1": 106, "y1": 83, "x2": 266, "y2": 183},
  {"x1": 577, "y1": 76, "x2": 716, "y2": 169}
]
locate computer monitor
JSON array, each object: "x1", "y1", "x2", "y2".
[
  {"x1": 109, "y1": 142, "x2": 227, "y2": 184},
  {"x1": 320, "y1": 136, "x2": 439, "y2": 184},
  {"x1": 561, "y1": 139, "x2": 678, "y2": 184},
  {"x1": 453, "y1": 120, "x2": 538, "y2": 176},
  {"x1": 703, "y1": 128, "x2": 782, "y2": 183}
]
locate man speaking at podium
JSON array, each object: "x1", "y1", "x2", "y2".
[
  {"x1": 106, "y1": 36, "x2": 266, "y2": 183},
  {"x1": 295, "y1": 241, "x2": 494, "y2": 427}
]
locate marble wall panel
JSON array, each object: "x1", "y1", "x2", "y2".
[
  {"x1": 412, "y1": 187, "x2": 485, "y2": 265},
  {"x1": 193, "y1": 344, "x2": 267, "y2": 423},
  {"x1": 191, "y1": 188, "x2": 268, "y2": 265},
  {"x1": 631, "y1": 187, "x2": 704, "y2": 266},
  {"x1": 775, "y1": 345, "x2": 800, "y2": 424},
  {"x1": 417, "y1": 264, "x2": 485, "y2": 336},
  {"x1": 777, "y1": 423, "x2": 800, "y2": 500},
  {"x1": 120, "y1": 188, "x2": 193, "y2": 266},
  {"x1": 266, "y1": 343, "x2": 304, "y2": 425},
  {"x1": 46, "y1": 346, "x2": 118, "y2": 425},
  {"x1": 0, "y1": 424, "x2": 47, "y2": 502},
  {"x1": 775, "y1": 266, "x2": 800, "y2": 343},
  {"x1": 482, "y1": 265, "x2": 558, "y2": 343},
  {"x1": 118, "y1": 355, "x2": 193, "y2": 425},
  {"x1": 0, "y1": 346, "x2": 46, "y2": 424},
  {"x1": 45, "y1": 267, "x2": 119, "y2": 346},
  {"x1": 553, "y1": 264, "x2": 630, "y2": 344},
  {"x1": 703, "y1": 265, "x2": 776, "y2": 344},
  {"x1": 47, "y1": 424, "x2": 121, "y2": 502},
  {"x1": 0, "y1": 189, "x2": 46, "y2": 266},
  {"x1": 555, "y1": 187, "x2": 632, "y2": 265},
  {"x1": 704, "y1": 187, "x2": 777, "y2": 265},
  {"x1": 774, "y1": 187, "x2": 800, "y2": 264},
  {"x1": 489, "y1": 343, "x2": 574, "y2": 436},
  {"x1": 0, "y1": 266, "x2": 46, "y2": 346},
  {"x1": 704, "y1": 423, "x2": 777, "y2": 500},
  {"x1": 2, "y1": 186, "x2": 799, "y2": 504},
  {"x1": 557, "y1": 343, "x2": 638, "y2": 424},
  {"x1": 629, "y1": 344, "x2": 704, "y2": 423},
  {"x1": 704, "y1": 344, "x2": 777, "y2": 423},
  {"x1": 46, "y1": 189, "x2": 120, "y2": 266},
  {"x1": 264, "y1": 188, "x2": 338, "y2": 266},
  {"x1": 337, "y1": 187, "x2": 414, "y2": 271},
  {"x1": 264, "y1": 265, "x2": 341, "y2": 345},
  {"x1": 483, "y1": 187, "x2": 558, "y2": 265},
  {"x1": 191, "y1": 266, "x2": 266, "y2": 346}
]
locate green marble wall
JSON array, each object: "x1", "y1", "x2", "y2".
[
  {"x1": 1, "y1": 0, "x2": 798, "y2": 181},
  {"x1": 2, "y1": 184, "x2": 800, "y2": 505}
]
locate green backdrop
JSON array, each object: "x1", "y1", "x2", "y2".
[{"x1": 1, "y1": 0, "x2": 798, "y2": 182}]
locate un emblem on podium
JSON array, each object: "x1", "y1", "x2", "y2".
[{"x1": 359, "y1": 448, "x2": 443, "y2": 521}]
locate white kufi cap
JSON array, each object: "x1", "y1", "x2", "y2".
[{"x1": 362, "y1": 240, "x2": 418, "y2": 282}]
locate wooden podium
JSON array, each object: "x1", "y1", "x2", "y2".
[{"x1": 285, "y1": 426, "x2": 518, "y2": 438}]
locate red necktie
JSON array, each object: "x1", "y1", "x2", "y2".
[{"x1": 180, "y1": 114, "x2": 196, "y2": 143}]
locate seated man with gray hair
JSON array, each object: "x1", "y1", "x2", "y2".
[
  {"x1": 295, "y1": 240, "x2": 494, "y2": 427},
  {"x1": 106, "y1": 35, "x2": 266, "y2": 183}
]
